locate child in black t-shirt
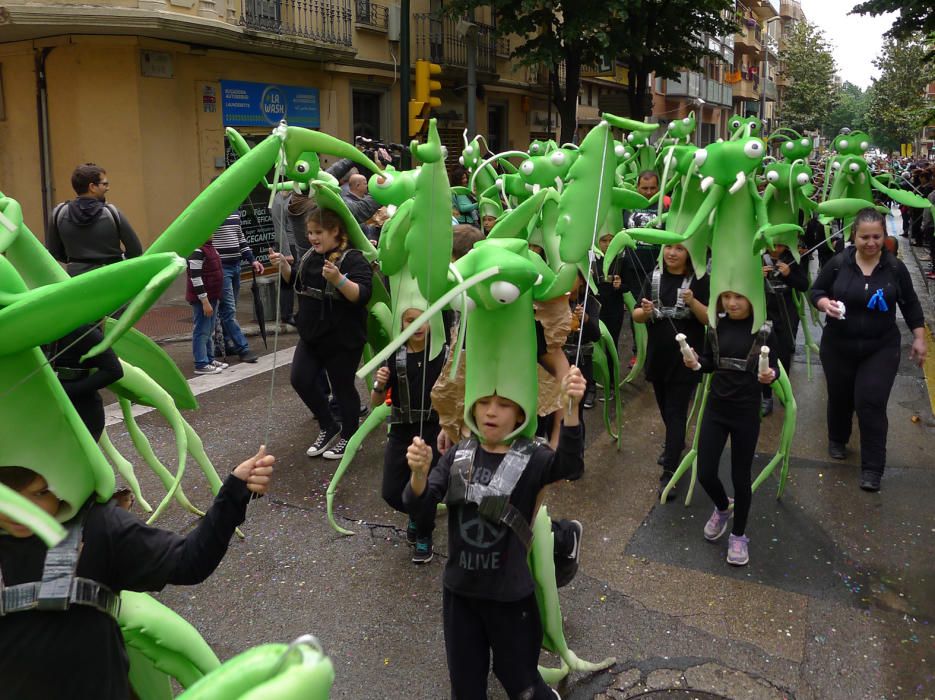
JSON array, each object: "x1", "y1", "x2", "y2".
[
  {"x1": 0, "y1": 446, "x2": 274, "y2": 700},
  {"x1": 371, "y1": 307, "x2": 446, "y2": 565},
  {"x1": 404, "y1": 367, "x2": 586, "y2": 700},
  {"x1": 683, "y1": 292, "x2": 778, "y2": 567}
]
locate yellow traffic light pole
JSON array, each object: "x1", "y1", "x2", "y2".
[{"x1": 409, "y1": 59, "x2": 442, "y2": 141}]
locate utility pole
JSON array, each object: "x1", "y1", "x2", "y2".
[{"x1": 400, "y1": 0, "x2": 411, "y2": 168}]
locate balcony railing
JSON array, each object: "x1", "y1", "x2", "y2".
[
  {"x1": 666, "y1": 71, "x2": 732, "y2": 107},
  {"x1": 241, "y1": 0, "x2": 353, "y2": 46},
  {"x1": 496, "y1": 36, "x2": 510, "y2": 58},
  {"x1": 355, "y1": 0, "x2": 388, "y2": 30},
  {"x1": 414, "y1": 13, "x2": 499, "y2": 73}
]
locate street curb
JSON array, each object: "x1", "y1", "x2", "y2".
[
  {"x1": 900, "y1": 235, "x2": 935, "y2": 419},
  {"x1": 156, "y1": 321, "x2": 296, "y2": 345}
]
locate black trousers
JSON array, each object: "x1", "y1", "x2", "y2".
[
  {"x1": 290, "y1": 338, "x2": 363, "y2": 439},
  {"x1": 820, "y1": 336, "x2": 900, "y2": 474},
  {"x1": 651, "y1": 380, "x2": 696, "y2": 474},
  {"x1": 383, "y1": 423, "x2": 440, "y2": 537},
  {"x1": 443, "y1": 589, "x2": 554, "y2": 700},
  {"x1": 697, "y1": 400, "x2": 759, "y2": 537}
]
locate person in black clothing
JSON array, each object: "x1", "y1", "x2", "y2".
[
  {"x1": 45, "y1": 323, "x2": 123, "y2": 441},
  {"x1": 632, "y1": 244, "x2": 709, "y2": 500},
  {"x1": 564, "y1": 271, "x2": 601, "y2": 410},
  {"x1": 684, "y1": 291, "x2": 779, "y2": 567},
  {"x1": 404, "y1": 367, "x2": 586, "y2": 700},
  {"x1": 596, "y1": 232, "x2": 627, "y2": 348},
  {"x1": 0, "y1": 446, "x2": 274, "y2": 700},
  {"x1": 269, "y1": 206, "x2": 373, "y2": 461},
  {"x1": 46, "y1": 163, "x2": 142, "y2": 277},
  {"x1": 371, "y1": 307, "x2": 447, "y2": 565},
  {"x1": 760, "y1": 243, "x2": 809, "y2": 416},
  {"x1": 810, "y1": 208, "x2": 927, "y2": 492}
]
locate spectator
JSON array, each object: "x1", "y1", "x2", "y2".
[
  {"x1": 47, "y1": 163, "x2": 142, "y2": 277},
  {"x1": 211, "y1": 209, "x2": 263, "y2": 363}
]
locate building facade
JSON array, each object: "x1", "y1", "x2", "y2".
[{"x1": 0, "y1": 0, "x2": 551, "y2": 248}]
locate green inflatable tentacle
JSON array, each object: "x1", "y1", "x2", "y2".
[
  {"x1": 751, "y1": 362, "x2": 796, "y2": 498},
  {"x1": 99, "y1": 428, "x2": 154, "y2": 513},
  {"x1": 0, "y1": 481, "x2": 66, "y2": 546},
  {"x1": 326, "y1": 403, "x2": 392, "y2": 536},
  {"x1": 621, "y1": 292, "x2": 647, "y2": 384}
]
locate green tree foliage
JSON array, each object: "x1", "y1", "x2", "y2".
[
  {"x1": 778, "y1": 21, "x2": 838, "y2": 133},
  {"x1": 823, "y1": 82, "x2": 870, "y2": 137},
  {"x1": 850, "y1": 0, "x2": 935, "y2": 41},
  {"x1": 865, "y1": 35, "x2": 935, "y2": 153},
  {"x1": 445, "y1": 1, "x2": 734, "y2": 143}
]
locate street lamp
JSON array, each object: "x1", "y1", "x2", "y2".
[{"x1": 695, "y1": 97, "x2": 706, "y2": 146}]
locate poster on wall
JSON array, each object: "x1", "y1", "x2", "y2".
[
  {"x1": 224, "y1": 139, "x2": 276, "y2": 269},
  {"x1": 220, "y1": 80, "x2": 320, "y2": 128}
]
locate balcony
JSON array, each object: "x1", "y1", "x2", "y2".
[
  {"x1": 665, "y1": 71, "x2": 703, "y2": 99},
  {"x1": 733, "y1": 79, "x2": 759, "y2": 101},
  {"x1": 413, "y1": 13, "x2": 500, "y2": 75},
  {"x1": 780, "y1": 0, "x2": 804, "y2": 21},
  {"x1": 704, "y1": 78, "x2": 733, "y2": 107},
  {"x1": 354, "y1": 0, "x2": 388, "y2": 31},
  {"x1": 763, "y1": 79, "x2": 778, "y2": 101},
  {"x1": 734, "y1": 25, "x2": 762, "y2": 54},
  {"x1": 241, "y1": 0, "x2": 353, "y2": 46}
]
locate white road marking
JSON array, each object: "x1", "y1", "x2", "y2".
[{"x1": 103, "y1": 346, "x2": 296, "y2": 427}]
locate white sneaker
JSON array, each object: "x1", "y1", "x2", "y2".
[
  {"x1": 194, "y1": 364, "x2": 222, "y2": 375},
  {"x1": 211, "y1": 360, "x2": 229, "y2": 369}
]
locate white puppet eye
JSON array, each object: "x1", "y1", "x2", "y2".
[
  {"x1": 529, "y1": 144, "x2": 540, "y2": 154},
  {"x1": 375, "y1": 173, "x2": 394, "y2": 188},
  {"x1": 520, "y1": 160, "x2": 535, "y2": 175},
  {"x1": 743, "y1": 140, "x2": 763, "y2": 158},
  {"x1": 731, "y1": 119, "x2": 741, "y2": 129},
  {"x1": 848, "y1": 162, "x2": 860, "y2": 173},
  {"x1": 785, "y1": 142, "x2": 794, "y2": 151},
  {"x1": 295, "y1": 161, "x2": 310, "y2": 174},
  {"x1": 667, "y1": 121, "x2": 676, "y2": 130},
  {"x1": 456, "y1": 294, "x2": 476, "y2": 314},
  {"x1": 614, "y1": 143, "x2": 626, "y2": 158},
  {"x1": 683, "y1": 116, "x2": 691, "y2": 124},
  {"x1": 796, "y1": 172, "x2": 810, "y2": 185},
  {"x1": 464, "y1": 145, "x2": 474, "y2": 156},
  {"x1": 766, "y1": 170, "x2": 780, "y2": 183},
  {"x1": 832, "y1": 161, "x2": 841, "y2": 170},
  {"x1": 550, "y1": 151, "x2": 566, "y2": 166},
  {"x1": 489, "y1": 280, "x2": 520, "y2": 304},
  {"x1": 627, "y1": 133, "x2": 636, "y2": 143},
  {"x1": 693, "y1": 149, "x2": 708, "y2": 166},
  {"x1": 749, "y1": 122, "x2": 759, "y2": 131},
  {"x1": 801, "y1": 138, "x2": 811, "y2": 147},
  {"x1": 839, "y1": 139, "x2": 849, "y2": 150},
  {"x1": 458, "y1": 156, "x2": 465, "y2": 166},
  {"x1": 860, "y1": 141, "x2": 869, "y2": 151},
  {"x1": 440, "y1": 146, "x2": 449, "y2": 159}
]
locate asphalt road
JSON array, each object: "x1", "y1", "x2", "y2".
[{"x1": 103, "y1": 237, "x2": 935, "y2": 699}]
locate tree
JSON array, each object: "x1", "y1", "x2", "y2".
[
  {"x1": 777, "y1": 21, "x2": 838, "y2": 133},
  {"x1": 446, "y1": 0, "x2": 734, "y2": 143},
  {"x1": 864, "y1": 35, "x2": 935, "y2": 153},
  {"x1": 850, "y1": 1, "x2": 935, "y2": 42},
  {"x1": 823, "y1": 81, "x2": 870, "y2": 137}
]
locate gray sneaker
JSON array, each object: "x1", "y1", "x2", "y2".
[
  {"x1": 703, "y1": 498, "x2": 733, "y2": 541},
  {"x1": 726, "y1": 533, "x2": 750, "y2": 566}
]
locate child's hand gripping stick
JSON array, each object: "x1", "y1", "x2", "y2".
[
  {"x1": 676, "y1": 333, "x2": 699, "y2": 370},
  {"x1": 758, "y1": 346, "x2": 770, "y2": 375},
  {"x1": 835, "y1": 301, "x2": 846, "y2": 320}
]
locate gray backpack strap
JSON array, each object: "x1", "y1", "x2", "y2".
[
  {"x1": 445, "y1": 438, "x2": 479, "y2": 506},
  {"x1": 470, "y1": 438, "x2": 537, "y2": 551},
  {"x1": 394, "y1": 346, "x2": 412, "y2": 423},
  {"x1": 653, "y1": 270, "x2": 694, "y2": 320},
  {"x1": 651, "y1": 267, "x2": 662, "y2": 309},
  {"x1": 102, "y1": 204, "x2": 122, "y2": 240}
]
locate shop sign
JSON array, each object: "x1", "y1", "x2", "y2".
[{"x1": 220, "y1": 80, "x2": 320, "y2": 128}]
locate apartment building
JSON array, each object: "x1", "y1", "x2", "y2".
[{"x1": 0, "y1": 0, "x2": 552, "y2": 248}]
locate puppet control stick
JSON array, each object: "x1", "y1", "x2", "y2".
[
  {"x1": 676, "y1": 333, "x2": 698, "y2": 370},
  {"x1": 758, "y1": 346, "x2": 770, "y2": 375}
]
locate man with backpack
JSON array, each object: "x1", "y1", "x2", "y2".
[{"x1": 46, "y1": 163, "x2": 142, "y2": 276}]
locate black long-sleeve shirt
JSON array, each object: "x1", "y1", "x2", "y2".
[
  {"x1": 810, "y1": 247, "x2": 924, "y2": 353},
  {"x1": 403, "y1": 425, "x2": 583, "y2": 602},
  {"x1": 699, "y1": 316, "x2": 779, "y2": 409},
  {"x1": 289, "y1": 247, "x2": 373, "y2": 348},
  {"x1": 0, "y1": 474, "x2": 252, "y2": 700}
]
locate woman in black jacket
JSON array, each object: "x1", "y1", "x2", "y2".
[
  {"x1": 810, "y1": 208, "x2": 927, "y2": 492},
  {"x1": 270, "y1": 206, "x2": 373, "y2": 461}
]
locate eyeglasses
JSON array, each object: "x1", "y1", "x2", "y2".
[{"x1": 96, "y1": 181, "x2": 110, "y2": 187}]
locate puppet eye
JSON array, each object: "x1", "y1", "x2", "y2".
[
  {"x1": 455, "y1": 294, "x2": 476, "y2": 314},
  {"x1": 627, "y1": 133, "x2": 636, "y2": 143},
  {"x1": 550, "y1": 151, "x2": 566, "y2": 167},
  {"x1": 693, "y1": 149, "x2": 708, "y2": 167},
  {"x1": 743, "y1": 140, "x2": 763, "y2": 158},
  {"x1": 832, "y1": 161, "x2": 841, "y2": 170},
  {"x1": 801, "y1": 138, "x2": 810, "y2": 147},
  {"x1": 464, "y1": 145, "x2": 474, "y2": 156},
  {"x1": 784, "y1": 142, "x2": 794, "y2": 151},
  {"x1": 614, "y1": 144, "x2": 626, "y2": 158},
  {"x1": 375, "y1": 173, "x2": 393, "y2": 188},
  {"x1": 490, "y1": 281, "x2": 521, "y2": 304},
  {"x1": 520, "y1": 160, "x2": 535, "y2": 175},
  {"x1": 529, "y1": 144, "x2": 540, "y2": 154},
  {"x1": 731, "y1": 119, "x2": 741, "y2": 129},
  {"x1": 295, "y1": 161, "x2": 309, "y2": 174},
  {"x1": 766, "y1": 170, "x2": 780, "y2": 183},
  {"x1": 839, "y1": 139, "x2": 849, "y2": 150},
  {"x1": 860, "y1": 141, "x2": 869, "y2": 151},
  {"x1": 458, "y1": 156, "x2": 465, "y2": 166},
  {"x1": 667, "y1": 121, "x2": 676, "y2": 130},
  {"x1": 796, "y1": 172, "x2": 810, "y2": 185},
  {"x1": 682, "y1": 116, "x2": 691, "y2": 124},
  {"x1": 848, "y1": 162, "x2": 860, "y2": 173},
  {"x1": 749, "y1": 122, "x2": 759, "y2": 132}
]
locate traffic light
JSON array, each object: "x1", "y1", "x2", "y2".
[{"x1": 409, "y1": 59, "x2": 441, "y2": 138}]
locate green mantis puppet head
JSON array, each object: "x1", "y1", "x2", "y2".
[
  {"x1": 728, "y1": 115, "x2": 763, "y2": 141},
  {"x1": 368, "y1": 165, "x2": 418, "y2": 207},
  {"x1": 832, "y1": 130, "x2": 871, "y2": 157},
  {"x1": 764, "y1": 159, "x2": 812, "y2": 194},
  {"x1": 528, "y1": 139, "x2": 558, "y2": 156},
  {"x1": 517, "y1": 148, "x2": 578, "y2": 191},
  {"x1": 694, "y1": 136, "x2": 766, "y2": 193},
  {"x1": 775, "y1": 133, "x2": 814, "y2": 162},
  {"x1": 283, "y1": 126, "x2": 383, "y2": 184},
  {"x1": 665, "y1": 112, "x2": 696, "y2": 142}
]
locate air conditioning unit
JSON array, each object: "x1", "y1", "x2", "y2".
[{"x1": 388, "y1": 5, "x2": 401, "y2": 41}]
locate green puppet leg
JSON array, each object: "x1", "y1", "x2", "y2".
[
  {"x1": 530, "y1": 506, "x2": 616, "y2": 683},
  {"x1": 792, "y1": 290, "x2": 819, "y2": 381},
  {"x1": 326, "y1": 403, "x2": 392, "y2": 536},
  {"x1": 99, "y1": 428, "x2": 154, "y2": 513},
  {"x1": 621, "y1": 292, "x2": 647, "y2": 384},
  {"x1": 751, "y1": 363, "x2": 797, "y2": 499}
]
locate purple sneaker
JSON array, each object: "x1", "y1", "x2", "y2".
[
  {"x1": 727, "y1": 533, "x2": 750, "y2": 566},
  {"x1": 703, "y1": 498, "x2": 733, "y2": 541}
]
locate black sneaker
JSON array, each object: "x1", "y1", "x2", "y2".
[
  {"x1": 412, "y1": 535, "x2": 433, "y2": 564},
  {"x1": 582, "y1": 387, "x2": 596, "y2": 409},
  {"x1": 406, "y1": 519, "x2": 418, "y2": 545},
  {"x1": 657, "y1": 450, "x2": 666, "y2": 466},
  {"x1": 760, "y1": 397, "x2": 774, "y2": 417},
  {"x1": 322, "y1": 437, "x2": 349, "y2": 460},
  {"x1": 306, "y1": 425, "x2": 341, "y2": 457},
  {"x1": 239, "y1": 350, "x2": 259, "y2": 363},
  {"x1": 828, "y1": 441, "x2": 847, "y2": 460},
  {"x1": 555, "y1": 520, "x2": 583, "y2": 588},
  {"x1": 859, "y1": 470, "x2": 882, "y2": 492}
]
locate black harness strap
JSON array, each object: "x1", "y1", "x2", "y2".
[
  {"x1": 709, "y1": 321, "x2": 773, "y2": 373},
  {"x1": 652, "y1": 268, "x2": 694, "y2": 320}
]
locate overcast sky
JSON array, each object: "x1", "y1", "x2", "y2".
[{"x1": 798, "y1": 0, "x2": 899, "y2": 89}]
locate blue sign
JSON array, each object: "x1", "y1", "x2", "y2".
[{"x1": 220, "y1": 80, "x2": 320, "y2": 128}]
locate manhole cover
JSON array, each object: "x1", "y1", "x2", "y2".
[{"x1": 629, "y1": 691, "x2": 732, "y2": 700}]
